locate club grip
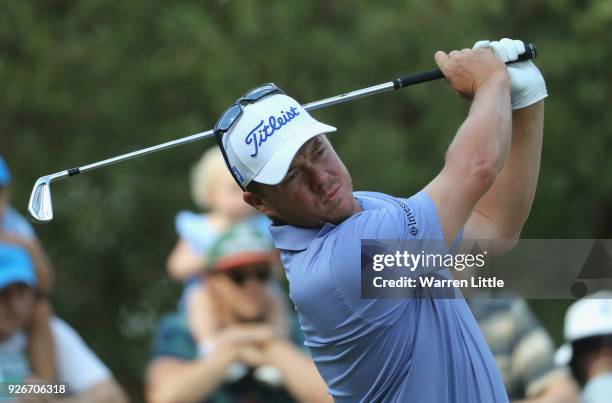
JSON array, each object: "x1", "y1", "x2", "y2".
[
  {"x1": 393, "y1": 69, "x2": 444, "y2": 89},
  {"x1": 517, "y1": 42, "x2": 537, "y2": 62},
  {"x1": 393, "y1": 42, "x2": 537, "y2": 90}
]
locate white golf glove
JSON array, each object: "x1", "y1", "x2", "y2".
[{"x1": 473, "y1": 38, "x2": 548, "y2": 109}]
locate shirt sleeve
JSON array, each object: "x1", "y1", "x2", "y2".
[{"x1": 51, "y1": 318, "x2": 112, "y2": 393}]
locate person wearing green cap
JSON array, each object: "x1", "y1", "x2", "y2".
[{"x1": 146, "y1": 222, "x2": 331, "y2": 403}]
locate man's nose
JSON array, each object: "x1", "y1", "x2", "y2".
[{"x1": 307, "y1": 167, "x2": 328, "y2": 191}]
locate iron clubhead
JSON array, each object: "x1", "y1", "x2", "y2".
[{"x1": 28, "y1": 176, "x2": 54, "y2": 223}]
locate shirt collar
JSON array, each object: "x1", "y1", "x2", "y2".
[
  {"x1": 269, "y1": 225, "x2": 320, "y2": 251},
  {"x1": 270, "y1": 223, "x2": 339, "y2": 251}
]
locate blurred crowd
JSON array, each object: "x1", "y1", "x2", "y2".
[
  {"x1": 0, "y1": 157, "x2": 127, "y2": 403},
  {"x1": 1, "y1": 151, "x2": 612, "y2": 402}
]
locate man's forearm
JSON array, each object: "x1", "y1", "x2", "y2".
[
  {"x1": 447, "y1": 75, "x2": 512, "y2": 177},
  {"x1": 425, "y1": 73, "x2": 512, "y2": 241},
  {"x1": 471, "y1": 101, "x2": 545, "y2": 239}
]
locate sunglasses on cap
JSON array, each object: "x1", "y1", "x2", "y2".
[
  {"x1": 214, "y1": 83, "x2": 285, "y2": 190},
  {"x1": 220, "y1": 267, "x2": 272, "y2": 286}
]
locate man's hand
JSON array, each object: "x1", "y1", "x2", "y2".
[
  {"x1": 434, "y1": 47, "x2": 508, "y2": 100},
  {"x1": 473, "y1": 38, "x2": 548, "y2": 109}
]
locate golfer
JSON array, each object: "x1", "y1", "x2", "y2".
[{"x1": 215, "y1": 38, "x2": 547, "y2": 402}]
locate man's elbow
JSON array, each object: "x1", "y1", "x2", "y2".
[
  {"x1": 490, "y1": 237, "x2": 519, "y2": 257},
  {"x1": 445, "y1": 148, "x2": 499, "y2": 195},
  {"x1": 469, "y1": 156, "x2": 499, "y2": 188}
]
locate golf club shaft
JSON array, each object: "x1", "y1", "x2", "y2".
[
  {"x1": 302, "y1": 71, "x2": 439, "y2": 111},
  {"x1": 34, "y1": 43, "x2": 538, "y2": 184},
  {"x1": 304, "y1": 42, "x2": 536, "y2": 110}
]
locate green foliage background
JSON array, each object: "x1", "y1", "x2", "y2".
[{"x1": 2, "y1": 0, "x2": 611, "y2": 401}]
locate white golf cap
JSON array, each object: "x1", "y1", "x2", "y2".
[
  {"x1": 554, "y1": 290, "x2": 612, "y2": 366},
  {"x1": 221, "y1": 93, "x2": 337, "y2": 188}
]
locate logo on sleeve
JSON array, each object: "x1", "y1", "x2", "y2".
[{"x1": 398, "y1": 201, "x2": 419, "y2": 236}]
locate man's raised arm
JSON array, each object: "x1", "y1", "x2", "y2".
[
  {"x1": 423, "y1": 47, "x2": 512, "y2": 242},
  {"x1": 464, "y1": 39, "x2": 548, "y2": 248}
]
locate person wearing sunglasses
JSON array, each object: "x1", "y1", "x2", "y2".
[
  {"x1": 211, "y1": 39, "x2": 548, "y2": 402},
  {"x1": 146, "y1": 222, "x2": 332, "y2": 403},
  {"x1": 163, "y1": 146, "x2": 292, "y2": 356}
]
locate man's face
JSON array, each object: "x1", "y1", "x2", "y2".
[
  {"x1": 208, "y1": 263, "x2": 271, "y2": 321},
  {"x1": 0, "y1": 283, "x2": 35, "y2": 339},
  {"x1": 245, "y1": 135, "x2": 361, "y2": 228}
]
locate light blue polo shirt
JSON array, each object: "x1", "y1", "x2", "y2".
[{"x1": 270, "y1": 191, "x2": 508, "y2": 403}]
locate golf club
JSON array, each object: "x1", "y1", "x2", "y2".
[{"x1": 28, "y1": 43, "x2": 537, "y2": 223}]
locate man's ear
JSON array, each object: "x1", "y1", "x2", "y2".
[{"x1": 243, "y1": 191, "x2": 276, "y2": 217}]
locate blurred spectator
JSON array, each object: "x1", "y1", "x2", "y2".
[
  {"x1": 0, "y1": 243, "x2": 128, "y2": 402},
  {"x1": 0, "y1": 156, "x2": 55, "y2": 381},
  {"x1": 555, "y1": 291, "x2": 612, "y2": 403},
  {"x1": 166, "y1": 147, "x2": 269, "y2": 283},
  {"x1": 146, "y1": 223, "x2": 331, "y2": 403},
  {"x1": 469, "y1": 298, "x2": 579, "y2": 402},
  {"x1": 165, "y1": 147, "x2": 287, "y2": 349}
]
